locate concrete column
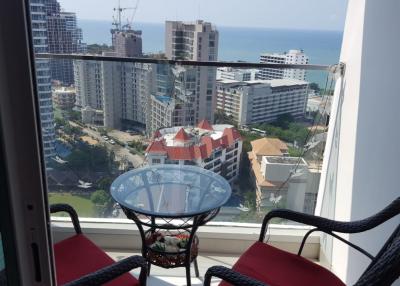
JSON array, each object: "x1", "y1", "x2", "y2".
[{"x1": 319, "y1": 0, "x2": 400, "y2": 284}]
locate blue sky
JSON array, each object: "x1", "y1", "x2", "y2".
[{"x1": 59, "y1": 0, "x2": 348, "y2": 31}]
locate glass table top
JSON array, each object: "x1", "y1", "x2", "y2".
[{"x1": 110, "y1": 165, "x2": 232, "y2": 217}]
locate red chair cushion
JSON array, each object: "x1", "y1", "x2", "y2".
[
  {"x1": 54, "y1": 234, "x2": 139, "y2": 286},
  {"x1": 220, "y1": 242, "x2": 345, "y2": 286}
]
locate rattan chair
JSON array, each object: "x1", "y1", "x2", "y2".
[
  {"x1": 204, "y1": 197, "x2": 400, "y2": 286},
  {"x1": 51, "y1": 204, "x2": 147, "y2": 286}
]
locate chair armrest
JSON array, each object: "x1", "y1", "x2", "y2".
[
  {"x1": 64, "y1": 255, "x2": 147, "y2": 286},
  {"x1": 204, "y1": 266, "x2": 268, "y2": 286},
  {"x1": 50, "y1": 204, "x2": 81, "y2": 234},
  {"x1": 259, "y1": 197, "x2": 400, "y2": 242}
]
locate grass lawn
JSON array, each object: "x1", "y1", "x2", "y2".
[{"x1": 48, "y1": 192, "x2": 97, "y2": 217}]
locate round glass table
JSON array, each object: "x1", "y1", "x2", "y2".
[{"x1": 110, "y1": 165, "x2": 232, "y2": 286}]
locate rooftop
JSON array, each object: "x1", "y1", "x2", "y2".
[
  {"x1": 248, "y1": 152, "x2": 280, "y2": 188},
  {"x1": 146, "y1": 121, "x2": 241, "y2": 160},
  {"x1": 264, "y1": 156, "x2": 307, "y2": 165},
  {"x1": 251, "y1": 138, "x2": 288, "y2": 157}
]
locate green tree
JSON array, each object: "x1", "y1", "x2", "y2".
[
  {"x1": 64, "y1": 144, "x2": 116, "y2": 172},
  {"x1": 274, "y1": 113, "x2": 295, "y2": 129},
  {"x1": 90, "y1": 190, "x2": 110, "y2": 206},
  {"x1": 309, "y1": 82, "x2": 320, "y2": 92},
  {"x1": 97, "y1": 177, "x2": 114, "y2": 191},
  {"x1": 90, "y1": 189, "x2": 114, "y2": 217},
  {"x1": 68, "y1": 110, "x2": 81, "y2": 122},
  {"x1": 55, "y1": 117, "x2": 67, "y2": 127},
  {"x1": 98, "y1": 128, "x2": 107, "y2": 136},
  {"x1": 214, "y1": 110, "x2": 237, "y2": 127}
]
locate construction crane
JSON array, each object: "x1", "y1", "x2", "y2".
[{"x1": 112, "y1": 0, "x2": 140, "y2": 31}]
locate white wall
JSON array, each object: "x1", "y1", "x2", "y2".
[{"x1": 325, "y1": 0, "x2": 400, "y2": 284}]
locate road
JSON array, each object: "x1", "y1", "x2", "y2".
[{"x1": 70, "y1": 122, "x2": 145, "y2": 168}]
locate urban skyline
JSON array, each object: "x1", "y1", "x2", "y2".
[{"x1": 30, "y1": 0, "x2": 330, "y2": 220}]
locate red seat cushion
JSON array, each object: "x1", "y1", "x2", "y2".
[
  {"x1": 54, "y1": 234, "x2": 139, "y2": 286},
  {"x1": 220, "y1": 242, "x2": 345, "y2": 286}
]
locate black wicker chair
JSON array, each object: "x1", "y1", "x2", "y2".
[
  {"x1": 204, "y1": 197, "x2": 400, "y2": 286},
  {"x1": 51, "y1": 204, "x2": 147, "y2": 286}
]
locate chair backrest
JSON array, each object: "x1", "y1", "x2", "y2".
[{"x1": 354, "y1": 222, "x2": 400, "y2": 286}]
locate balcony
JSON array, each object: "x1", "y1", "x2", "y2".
[
  {"x1": 51, "y1": 217, "x2": 321, "y2": 285},
  {"x1": 2, "y1": 1, "x2": 400, "y2": 285}
]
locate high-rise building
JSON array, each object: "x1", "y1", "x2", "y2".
[
  {"x1": 102, "y1": 57, "x2": 152, "y2": 129},
  {"x1": 148, "y1": 20, "x2": 219, "y2": 134},
  {"x1": 112, "y1": 29, "x2": 142, "y2": 57},
  {"x1": 74, "y1": 23, "x2": 151, "y2": 130},
  {"x1": 216, "y1": 79, "x2": 309, "y2": 126},
  {"x1": 258, "y1": 49, "x2": 309, "y2": 81},
  {"x1": 44, "y1": 0, "x2": 86, "y2": 85},
  {"x1": 74, "y1": 60, "x2": 103, "y2": 111},
  {"x1": 29, "y1": 0, "x2": 56, "y2": 159}
]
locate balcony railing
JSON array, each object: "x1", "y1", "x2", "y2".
[{"x1": 35, "y1": 52, "x2": 339, "y2": 226}]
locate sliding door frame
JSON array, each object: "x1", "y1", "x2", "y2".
[{"x1": 0, "y1": 0, "x2": 55, "y2": 285}]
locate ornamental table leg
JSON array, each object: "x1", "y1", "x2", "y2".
[
  {"x1": 194, "y1": 258, "x2": 200, "y2": 278},
  {"x1": 147, "y1": 261, "x2": 151, "y2": 277},
  {"x1": 185, "y1": 263, "x2": 192, "y2": 286}
]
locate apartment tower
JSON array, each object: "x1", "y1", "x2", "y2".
[
  {"x1": 74, "y1": 25, "x2": 152, "y2": 130},
  {"x1": 29, "y1": 0, "x2": 56, "y2": 158},
  {"x1": 148, "y1": 20, "x2": 219, "y2": 135},
  {"x1": 258, "y1": 49, "x2": 309, "y2": 81}
]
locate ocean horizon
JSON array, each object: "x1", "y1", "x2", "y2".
[{"x1": 78, "y1": 19, "x2": 343, "y2": 87}]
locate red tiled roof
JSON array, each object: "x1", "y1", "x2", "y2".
[
  {"x1": 146, "y1": 140, "x2": 166, "y2": 153},
  {"x1": 220, "y1": 135, "x2": 229, "y2": 147},
  {"x1": 194, "y1": 144, "x2": 208, "y2": 159},
  {"x1": 197, "y1": 119, "x2": 214, "y2": 131},
  {"x1": 147, "y1": 126, "x2": 241, "y2": 160},
  {"x1": 167, "y1": 146, "x2": 194, "y2": 160},
  {"x1": 201, "y1": 136, "x2": 221, "y2": 153},
  {"x1": 174, "y1": 128, "x2": 191, "y2": 141},
  {"x1": 153, "y1": 130, "x2": 162, "y2": 139},
  {"x1": 222, "y1": 127, "x2": 242, "y2": 145}
]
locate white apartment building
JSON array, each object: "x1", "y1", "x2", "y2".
[
  {"x1": 74, "y1": 26, "x2": 151, "y2": 130},
  {"x1": 73, "y1": 59, "x2": 104, "y2": 125},
  {"x1": 74, "y1": 60, "x2": 103, "y2": 110},
  {"x1": 146, "y1": 120, "x2": 242, "y2": 183},
  {"x1": 217, "y1": 67, "x2": 258, "y2": 81},
  {"x1": 74, "y1": 58, "x2": 153, "y2": 129},
  {"x1": 216, "y1": 79, "x2": 309, "y2": 126},
  {"x1": 165, "y1": 20, "x2": 218, "y2": 61},
  {"x1": 101, "y1": 57, "x2": 153, "y2": 129},
  {"x1": 147, "y1": 20, "x2": 218, "y2": 131},
  {"x1": 247, "y1": 137, "x2": 318, "y2": 213},
  {"x1": 258, "y1": 49, "x2": 309, "y2": 81}
]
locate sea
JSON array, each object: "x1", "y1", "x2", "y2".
[{"x1": 78, "y1": 19, "x2": 343, "y2": 87}]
